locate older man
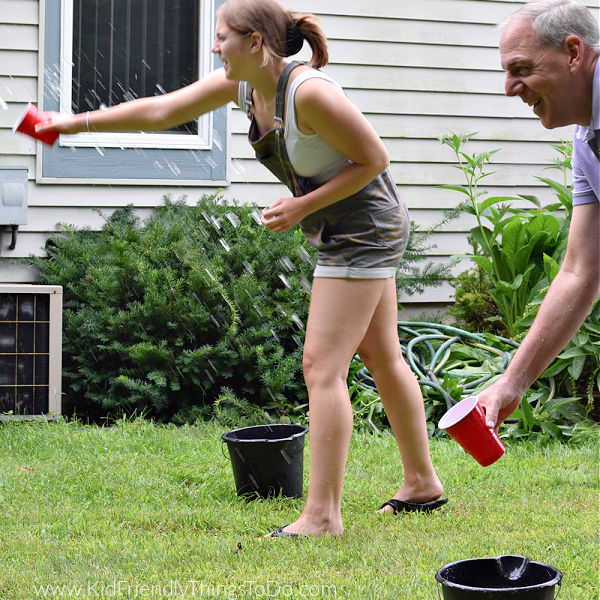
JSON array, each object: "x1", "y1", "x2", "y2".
[{"x1": 478, "y1": 0, "x2": 600, "y2": 428}]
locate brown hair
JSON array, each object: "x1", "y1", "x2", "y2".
[{"x1": 217, "y1": 0, "x2": 329, "y2": 68}]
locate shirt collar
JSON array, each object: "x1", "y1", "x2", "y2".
[{"x1": 584, "y1": 58, "x2": 600, "y2": 142}]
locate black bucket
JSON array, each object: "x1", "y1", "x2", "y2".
[
  {"x1": 436, "y1": 555, "x2": 562, "y2": 599},
  {"x1": 221, "y1": 424, "x2": 308, "y2": 499}
]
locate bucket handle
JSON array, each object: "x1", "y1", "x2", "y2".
[
  {"x1": 221, "y1": 440, "x2": 230, "y2": 461},
  {"x1": 554, "y1": 580, "x2": 562, "y2": 599}
]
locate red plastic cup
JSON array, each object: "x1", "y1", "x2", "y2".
[
  {"x1": 12, "y1": 103, "x2": 59, "y2": 146},
  {"x1": 438, "y1": 396, "x2": 505, "y2": 467}
]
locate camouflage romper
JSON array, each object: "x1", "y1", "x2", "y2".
[{"x1": 239, "y1": 62, "x2": 410, "y2": 279}]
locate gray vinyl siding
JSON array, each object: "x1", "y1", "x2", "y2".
[{"x1": 1, "y1": 0, "x2": 598, "y2": 305}]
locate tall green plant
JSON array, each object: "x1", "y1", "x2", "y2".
[{"x1": 441, "y1": 133, "x2": 567, "y2": 337}]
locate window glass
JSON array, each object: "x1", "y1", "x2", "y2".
[{"x1": 72, "y1": 0, "x2": 199, "y2": 135}]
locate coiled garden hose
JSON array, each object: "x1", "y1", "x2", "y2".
[{"x1": 352, "y1": 321, "x2": 555, "y2": 413}]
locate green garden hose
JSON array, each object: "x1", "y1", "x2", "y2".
[{"x1": 353, "y1": 321, "x2": 554, "y2": 412}]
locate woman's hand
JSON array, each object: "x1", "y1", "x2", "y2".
[
  {"x1": 35, "y1": 112, "x2": 83, "y2": 135},
  {"x1": 261, "y1": 196, "x2": 307, "y2": 233}
]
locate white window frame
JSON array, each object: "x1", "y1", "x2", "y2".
[{"x1": 58, "y1": 0, "x2": 214, "y2": 150}]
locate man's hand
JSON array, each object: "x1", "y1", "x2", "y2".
[{"x1": 477, "y1": 378, "x2": 523, "y2": 430}]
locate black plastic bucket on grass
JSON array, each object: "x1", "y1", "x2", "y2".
[
  {"x1": 435, "y1": 555, "x2": 562, "y2": 599},
  {"x1": 222, "y1": 424, "x2": 308, "y2": 499}
]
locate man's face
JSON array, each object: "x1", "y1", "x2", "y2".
[{"x1": 500, "y1": 19, "x2": 576, "y2": 129}]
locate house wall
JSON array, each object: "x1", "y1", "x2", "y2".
[{"x1": 1, "y1": 0, "x2": 597, "y2": 305}]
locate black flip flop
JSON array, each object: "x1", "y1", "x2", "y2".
[
  {"x1": 268, "y1": 525, "x2": 304, "y2": 539},
  {"x1": 379, "y1": 497, "x2": 448, "y2": 514}
]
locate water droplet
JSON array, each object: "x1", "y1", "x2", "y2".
[
  {"x1": 213, "y1": 131, "x2": 223, "y2": 151},
  {"x1": 291, "y1": 313, "x2": 304, "y2": 329},
  {"x1": 251, "y1": 210, "x2": 262, "y2": 226},
  {"x1": 280, "y1": 256, "x2": 296, "y2": 271},
  {"x1": 296, "y1": 246, "x2": 312, "y2": 263},
  {"x1": 226, "y1": 212, "x2": 240, "y2": 228},
  {"x1": 278, "y1": 274, "x2": 291, "y2": 288},
  {"x1": 300, "y1": 278, "x2": 312, "y2": 293},
  {"x1": 219, "y1": 238, "x2": 230, "y2": 252}
]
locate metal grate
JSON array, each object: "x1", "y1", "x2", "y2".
[{"x1": 0, "y1": 286, "x2": 62, "y2": 418}]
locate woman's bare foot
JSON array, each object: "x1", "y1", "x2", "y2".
[{"x1": 265, "y1": 513, "x2": 344, "y2": 538}]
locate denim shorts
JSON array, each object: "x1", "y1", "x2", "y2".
[{"x1": 299, "y1": 169, "x2": 410, "y2": 279}]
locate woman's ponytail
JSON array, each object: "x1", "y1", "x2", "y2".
[{"x1": 292, "y1": 14, "x2": 329, "y2": 69}]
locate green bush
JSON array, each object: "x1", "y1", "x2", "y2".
[{"x1": 31, "y1": 196, "x2": 315, "y2": 422}]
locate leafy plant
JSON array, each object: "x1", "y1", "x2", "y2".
[
  {"x1": 443, "y1": 135, "x2": 598, "y2": 429},
  {"x1": 440, "y1": 133, "x2": 568, "y2": 337},
  {"x1": 30, "y1": 195, "x2": 315, "y2": 422}
]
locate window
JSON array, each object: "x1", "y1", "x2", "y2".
[{"x1": 40, "y1": 0, "x2": 228, "y2": 184}]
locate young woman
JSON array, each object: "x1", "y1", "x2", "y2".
[{"x1": 37, "y1": 0, "x2": 446, "y2": 538}]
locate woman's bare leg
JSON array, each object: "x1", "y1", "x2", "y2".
[
  {"x1": 356, "y1": 279, "x2": 443, "y2": 513},
  {"x1": 275, "y1": 278, "x2": 388, "y2": 537}
]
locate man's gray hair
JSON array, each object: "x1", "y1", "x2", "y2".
[{"x1": 506, "y1": 0, "x2": 599, "y2": 53}]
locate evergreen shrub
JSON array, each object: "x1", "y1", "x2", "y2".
[{"x1": 31, "y1": 195, "x2": 315, "y2": 423}]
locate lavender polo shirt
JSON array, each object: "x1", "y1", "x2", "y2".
[{"x1": 572, "y1": 58, "x2": 600, "y2": 206}]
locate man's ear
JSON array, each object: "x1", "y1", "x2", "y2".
[{"x1": 564, "y1": 35, "x2": 584, "y2": 72}]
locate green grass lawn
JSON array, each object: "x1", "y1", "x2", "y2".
[{"x1": 0, "y1": 418, "x2": 597, "y2": 599}]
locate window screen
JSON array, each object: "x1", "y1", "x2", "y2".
[{"x1": 72, "y1": 0, "x2": 200, "y2": 134}]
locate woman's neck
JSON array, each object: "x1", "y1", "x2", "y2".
[{"x1": 248, "y1": 58, "x2": 288, "y2": 103}]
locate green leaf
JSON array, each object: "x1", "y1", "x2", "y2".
[
  {"x1": 479, "y1": 196, "x2": 516, "y2": 213},
  {"x1": 438, "y1": 184, "x2": 472, "y2": 196},
  {"x1": 568, "y1": 355, "x2": 586, "y2": 380},
  {"x1": 495, "y1": 274, "x2": 524, "y2": 293},
  {"x1": 520, "y1": 396, "x2": 535, "y2": 431}
]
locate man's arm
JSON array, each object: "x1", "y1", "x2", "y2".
[{"x1": 478, "y1": 201, "x2": 600, "y2": 428}]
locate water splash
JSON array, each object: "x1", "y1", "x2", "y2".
[
  {"x1": 299, "y1": 278, "x2": 311, "y2": 293},
  {"x1": 226, "y1": 212, "x2": 240, "y2": 228},
  {"x1": 242, "y1": 260, "x2": 254, "y2": 275},
  {"x1": 251, "y1": 210, "x2": 262, "y2": 226},
  {"x1": 296, "y1": 246, "x2": 312, "y2": 264},
  {"x1": 279, "y1": 256, "x2": 296, "y2": 272}
]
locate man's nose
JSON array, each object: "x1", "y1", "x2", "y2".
[{"x1": 504, "y1": 73, "x2": 522, "y2": 97}]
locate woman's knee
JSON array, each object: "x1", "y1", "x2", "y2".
[
  {"x1": 302, "y1": 346, "x2": 348, "y2": 388},
  {"x1": 357, "y1": 344, "x2": 404, "y2": 377}
]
